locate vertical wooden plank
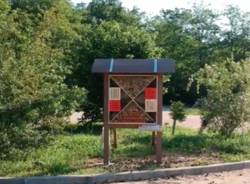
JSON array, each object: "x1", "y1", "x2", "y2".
[
  {"x1": 156, "y1": 74, "x2": 163, "y2": 163},
  {"x1": 103, "y1": 73, "x2": 109, "y2": 165},
  {"x1": 157, "y1": 75, "x2": 163, "y2": 126},
  {"x1": 113, "y1": 128, "x2": 117, "y2": 148},
  {"x1": 156, "y1": 131, "x2": 162, "y2": 163},
  {"x1": 152, "y1": 131, "x2": 155, "y2": 146}
]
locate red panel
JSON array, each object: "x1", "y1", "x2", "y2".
[
  {"x1": 109, "y1": 100, "x2": 121, "y2": 112},
  {"x1": 145, "y1": 88, "x2": 157, "y2": 99}
]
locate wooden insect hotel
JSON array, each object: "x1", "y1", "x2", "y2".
[{"x1": 92, "y1": 59, "x2": 175, "y2": 165}]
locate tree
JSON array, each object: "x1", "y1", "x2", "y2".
[
  {"x1": 189, "y1": 59, "x2": 250, "y2": 137},
  {"x1": 221, "y1": 6, "x2": 250, "y2": 61},
  {"x1": 69, "y1": 0, "x2": 161, "y2": 121},
  {"x1": 0, "y1": 0, "x2": 85, "y2": 124},
  {"x1": 170, "y1": 101, "x2": 186, "y2": 135},
  {"x1": 154, "y1": 5, "x2": 220, "y2": 104},
  {"x1": 0, "y1": 0, "x2": 86, "y2": 158},
  {"x1": 86, "y1": 0, "x2": 142, "y2": 26}
]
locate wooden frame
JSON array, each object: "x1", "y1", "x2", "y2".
[
  {"x1": 103, "y1": 73, "x2": 163, "y2": 165},
  {"x1": 103, "y1": 73, "x2": 109, "y2": 165}
]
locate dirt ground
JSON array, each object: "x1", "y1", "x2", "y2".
[
  {"x1": 85, "y1": 153, "x2": 222, "y2": 173},
  {"x1": 113, "y1": 168, "x2": 250, "y2": 184}
]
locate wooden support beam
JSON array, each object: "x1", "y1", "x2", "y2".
[
  {"x1": 113, "y1": 128, "x2": 117, "y2": 148},
  {"x1": 156, "y1": 74, "x2": 163, "y2": 163},
  {"x1": 156, "y1": 131, "x2": 162, "y2": 163},
  {"x1": 103, "y1": 73, "x2": 109, "y2": 165},
  {"x1": 103, "y1": 125, "x2": 109, "y2": 165},
  {"x1": 152, "y1": 131, "x2": 155, "y2": 146}
]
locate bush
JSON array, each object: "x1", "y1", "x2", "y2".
[
  {"x1": 0, "y1": 1, "x2": 86, "y2": 159},
  {"x1": 170, "y1": 101, "x2": 186, "y2": 135},
  {"x1": 189, "y1": 59, "x2": 250, "y2": 136},
  {"x1": 0, "y1": 124, "x2": 50, "y2": 159}
]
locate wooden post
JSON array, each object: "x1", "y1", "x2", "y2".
[
  {"x1": 152, "y1": 131, "x2": 155, "y2": 146},
  {"x1": 103, "y1": 126, "x2": 109, "y2": 165},
  {"x1": 156, "y1": 74, "x2": 163, "y2": 163},
  {"x1": 113, "y1": 128, "x2": 117, "y2": 148},
  {"x1": 156, "y1": 131, "x2": 162, "y2": 163},
  {"x1": 103, "y1": 73, "x2": 109, "y2": 165}
]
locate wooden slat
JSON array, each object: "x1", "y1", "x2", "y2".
[
  {"x1": 107, "y1": 123, "x2": 141, "y2": 129},
  {"x1": 109, "y1": 75, "x2": 156, "y2": 123}
]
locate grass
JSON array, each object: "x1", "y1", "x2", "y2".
[
  {"x1": 0, "y1": 132, "x2": 102, "y2": 176},
  {"x1": 164, "y1": 128, "x2": 250, "y2": 161},
  {"x1": 1, "y1": 123, "x2": 250, "y2": 177},
  {"x1": 164, "y1": 106, "x2": 200, "y2": 115},
  {"x1": 184, "y1": 107, "x2": 201, "y2": 115}
]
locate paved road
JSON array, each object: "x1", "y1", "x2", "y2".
[
  {"x1": 113, "y1": 168, "x2": 250, "y2": 184},
  {"x1": 69, "y1": 110, "x2": 202, "y2": 130},
  {"x1": 162, "y1": 110, "x2": 201, "y2": 130}
]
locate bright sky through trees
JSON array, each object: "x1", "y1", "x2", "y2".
[{"x1": 71, "y1": 0, "x2": 250, "y2": 15}]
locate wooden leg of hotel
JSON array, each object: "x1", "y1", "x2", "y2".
[
  {"x1": 104, "y1": 126, "x2": 110, "y2": 165},
  {"x1": 152, "y1": 131, "x2": 155, "y2": 146},
  {"x1": 156, "y1": 131, "x2": 162, "y2": 164},
  {"x1": 113, "y1": 128, "x2": 117, "y2": 148}
]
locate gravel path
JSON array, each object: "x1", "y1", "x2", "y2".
[{"x1": 113, "y1": 168, "x2": 250, "y2": 184}]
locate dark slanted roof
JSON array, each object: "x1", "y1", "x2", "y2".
[{"x1": 92, "y1": 59, "x2": 175, "y2": 74}]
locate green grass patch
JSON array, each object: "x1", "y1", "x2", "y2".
[
  {"x1": 163, "y1": 127, "x2": 250, "y2": 158},
  {"x1": 184, "y1": 107, "x2": 201, "y2": 115},
  {"x1": 0, "y1": 133, "x2": 101, "y2": 176},
  {"x1": 1, "y1": 123, "x2": 250, "y2": 177}
]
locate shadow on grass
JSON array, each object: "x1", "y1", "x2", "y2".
[
  {"x1": 33, "y1": 162, "x2": 79, "y2": 176},
  {"x1": 45, "y1": 163, "x2": 74, "y2": 176},
  {"x1": 163, "y1": 133, "x2": 247, "y2": 155},
  {"x1": 65, "y1": 124, "x2": 248, "y2": 159},
  {"x1": 113, "y1": 143, "x2": 154, "y2": 158},
  {"x1": 120, "y1": 130, "x2": 248, "y2": 157}
]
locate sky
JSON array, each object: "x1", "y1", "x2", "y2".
[{"x1": 71, "y1": 0, "x2": 250, "y2": 15}]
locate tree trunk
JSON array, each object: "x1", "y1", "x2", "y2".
[{"x1": 172, "y1": 119, "x2": 177, "y2": 135}]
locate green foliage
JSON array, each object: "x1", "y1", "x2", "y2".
[
  {"x1": 189, "y1": 59, "x2": 250, "y2": 136},
  {"x1": 170, "y1": 101, "x2": 186, "y2": 135},
  {"x1": 0, "y1": 0, "x2": 86, "y2": 158},
  {"x1": 0, "y1": 133, "x2": 101, "y2": 176},
  {"x1": 86, "y1": 0, "x2": 142, "y2": 25},
  {"x1": 71, "y1": 0, "x2": 162, "y2": 121},
  {"x1": 163, "y1": 128, "x2": 250, "y2": 159},
  {"x1": 0, "y1": 124, "x2": 50, "y2": 160},
  {"x1": 170, "y1": 101, "x2": 186, "y2": 121},
  {"x1": 222, "y1": 6, "x2": 250, "y2": 61},
  {"x1": 1, "y1": 0, "x2": 250, "y2": 161},
  {"x1": 154, "y1": 6, "x2": 221, "y2": 104},
  {"x1": 2, "y1": 126, "x2": 250, "y2": 176},
  {"x1": 185, "y1": 107, "x2": 200, "y2": 115},
  {"x1": 0, "y1": 0, "x2": 85, "y2": 122},
  {"x1": 154, "y1": 4, "x2": 250, "y2": 104}
]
